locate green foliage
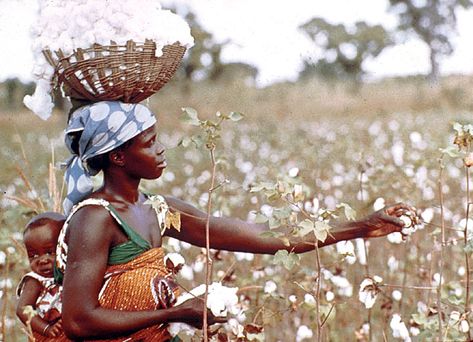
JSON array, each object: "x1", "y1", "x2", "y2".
[
  {"x1": 299, "y1": 18, "x2": 392, "y2": 81},
  {"x1": 388, "y1": 0, "x2": 473, "y2": 82},
  {"x1": 273, "y1": 250, "x2": 300, "y2": 270}
]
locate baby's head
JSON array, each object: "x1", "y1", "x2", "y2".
[{"x1": 23, "y1": 212, "x2": 65, "y2": 278}]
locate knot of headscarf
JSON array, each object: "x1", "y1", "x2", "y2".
[{"x1": 63, "y1": 101, "x2": 157, "y2": 213}]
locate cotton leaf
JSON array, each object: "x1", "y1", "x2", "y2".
[
  {"x1": 254, "y1": 213, "x2": 269, "y2": 224},
  {"x1": 181, "y1": 107, "x2": 200, "y2": 126},
  {"x1": 439, "y1": 146, "x2": 461, "y2": 158},
  {"x1": 337, "y1": 203, "x2": 356, "y2": 221},
  {"x1": 314, "y1": 221, "x2": 330, "y2": 242},
  {"x1": 229, "y1": 111, "x2": 244, "y2": 122},
  {"x1": 273, "y1": 207, "x2": 292, "y2": 220},
  {"x1": 268, "y1": 216, "x2": 281, "y2": 229},
  {"x1": 273, "y1": 250, "x2": 300, "y2": 270},
  {"x1": 298, "y1": 219, "x2": 315, "y2": 237},
  {"x1": 178, "y1": 137, "x2": 192, "y2": 148}
]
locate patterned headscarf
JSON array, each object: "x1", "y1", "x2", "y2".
[{"x1": 63, "y1": 101, "x2": 156, "y2": 213}]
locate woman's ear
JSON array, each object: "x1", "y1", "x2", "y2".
[{"x1": 109, "y1": 150, "x2": 125, "y2": 167}]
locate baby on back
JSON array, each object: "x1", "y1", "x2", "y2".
[{"x1": 16, "y1": 212, "x2": 65, "y2": 340}]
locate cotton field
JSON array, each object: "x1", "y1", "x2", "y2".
[{"x1": 1, "y1": 106, "x2": 473, "y2": 341}]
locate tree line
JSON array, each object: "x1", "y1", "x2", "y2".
[{"x1": 1, "y1": 0, "x2": 471, "y2": 109}]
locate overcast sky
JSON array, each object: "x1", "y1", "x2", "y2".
[{"x1": 2, "y1": 0, "x2": 473, "y2": 85}]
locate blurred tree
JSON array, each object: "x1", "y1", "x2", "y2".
[
  {"x1": 165, "y1": 6, "x2": 257, "y2": 87},
  {"x1": 209, "y1": 62, "x2": 258, "y2": 85},
  {"x1": 299, "y1": 18, "x2": 392, "y2": 82},
  {"x1": 388, "y1": 0, "x2": 472, "y2": 83},
  {"x1": 1, "y1": 78, "x2": 35, "y2": 110}
]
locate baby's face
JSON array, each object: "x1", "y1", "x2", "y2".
[{"x1": 24, "y1": 224, "x2": 58, "y2": 278}]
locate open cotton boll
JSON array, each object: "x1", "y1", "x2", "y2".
[
  {"x1": 168, "y1": 322, "x2": 196, "y2": 337},
  {"x1": 174, "y1": 282, "x2": 239, "y2": 317},
  {"x1": 169, "y1": 282, "x2": 239, "y2": 336},
  {"x1": 23, "y1": 79, "x2": 54, "y2": 121}
]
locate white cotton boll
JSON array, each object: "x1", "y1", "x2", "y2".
[
  {"x1": 460, "y1": 319, "x2": 470, "y2": 333},
  {"x1": 228, "y1": 318, "x2": 245, "y2": 338},
  {"x1": 392, "y1": 290, "x2": 402, "y2": 301},
  {"x1": 234, "y1": 252, "x2": 254, "y2": 261},
  {"x1": 264, "y1": 281, "x2": 277, "y2": 294},
  {"x1": 409, "y1": 327, "x2": 420, "y2": 336},
  {"x1": 457, "y1": 218, "x2": 473, "y2": 237},
  {"x1": 391, "y1": 143, "x2": 404, "y2": 166},
  {"x1": 192, "y1": 260, "x2": 204, "y2": 273},
  {"x1": 355, "y1": 238, "x2": 367, "y2": 265},
  {"x1": 326, "y1": 291, "x2": 335, "y2": 302},
  {"x1": 304, "y1": 293, "x2": 316, "y2": 305},
  {"x1": 296, "y1": 325, "x2": 313, "y2": 342},
  {"x1": 332, "y1": 276, "x2": 353, "y2": 297},
  {"x1": 390, "y1": 314, "x2": 411, "y2": 342},
  {"x1": 179, "y1": 265, "x2": 194, "y2": 281},
  {"x1": 174, "y1": 282, "x2": 239, "y2": 318},
  {"x1": 0, "y1": 252, "x2": 5, "y2": 265},
  {"x1": 373, "y1": 197, "x2": 385, "y2": 211},
  {"x1": 168, "y1": 322, "x2": 196, "y2": 337},
  {"x1": 28, "y1": 0, "x2": 195, "y2": 119},
  {"x1": 359, "y1": 279, "x2": 377, "y2": 309},
  {"x1": 23, "y1": 79, "x2": 54, "y2": 120},
  {"x1": 165, "y1": 238, "x2": 181, "y2": 252},
  {"x1": 432, "y1": 273, "x2": 443, "y2": 287},
  {"x1": 289, "y1": 295, "x2": 297, "y2": 303},
  {"x1": 421, "y1": 208, "x2": 434, "y2": 223},
  {"x1": 337, "y1": 240, "x2": 357, "y2": 263},
  {"x1": 387, "y1": 232, "x2": 403, "y2": 244},
  {"x1": 164, "y1": 253, "x2": 185, "y2": 270},
  {"x1": 449, "y1": 311, "x2": 461, "y2": 324},
  {"x1": 388, "y1": 256, "x2": 399, "y2": 272},
  {"x1": 288, "y1": 167, "x2": 299, "y2": 178},
  {"x1": 458, "y1": 266, "x2": 466, "y2": 276}
]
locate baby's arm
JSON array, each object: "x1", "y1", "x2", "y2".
[{"x1": 16, "y1": 277, "x2": 62, "y2": 337}]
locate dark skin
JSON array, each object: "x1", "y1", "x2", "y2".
[
  {"x1": 62, "y1": 126, "x2": 410, "y2": 340},
  {"x1": 17, "y1": 221, "x2": 64, "y2": 338}
]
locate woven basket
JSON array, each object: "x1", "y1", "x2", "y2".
[{"x1": 43, "y1": 40, "x2": 186, "y2": 103}]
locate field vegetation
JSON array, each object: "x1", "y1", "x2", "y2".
[{"x1": 2, "y1": 75, "x2": 473, "y2": 340}]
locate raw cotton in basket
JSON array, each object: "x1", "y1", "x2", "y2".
[{"x1": 25, "y1": 0, "x2": 194, "y2": 120}]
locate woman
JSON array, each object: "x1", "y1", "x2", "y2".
[{"x1": 57, "y1": 101, "x2": 409, "y2": 341}]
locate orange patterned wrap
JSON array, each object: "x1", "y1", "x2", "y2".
[{"x1": 43, "y1": 248, "x2": 173, "y2": 342}]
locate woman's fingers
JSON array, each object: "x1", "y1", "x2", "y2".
[{"x1": 211, "y1": 316, "x2": 228, "y2": 324}]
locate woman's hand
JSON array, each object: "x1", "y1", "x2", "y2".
[
  {"x1": 45, "y1": 319, "x2": 63, "y2": 337},
  {"x1": 173, "y1": 297, "x2": 227, "y2": 328},
  {"x1": 361, "y1": 203, "x2": 414, "y2": 238}
]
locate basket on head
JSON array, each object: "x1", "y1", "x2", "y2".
[{"x1": 43, "y1": 40, "x2": 186, "y2": 103}]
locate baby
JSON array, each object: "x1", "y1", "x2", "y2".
[{"x1": 16, "y1": 212, "x2": 65, "y2": 339}]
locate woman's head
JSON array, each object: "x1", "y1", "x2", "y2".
[
  {"x1": 23, "y1": 212, "x2": 65, "y2": 278},
  {"x1": 63, "y1": 101, "x2": 157, "y2": 212}
]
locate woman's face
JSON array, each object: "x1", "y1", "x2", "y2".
[
  {"x1": 24, "y1": 224, "x2": 58, "y2": 278},
  {"x1": 123, "y1": 126, "x2": 167, "y2": 180}
]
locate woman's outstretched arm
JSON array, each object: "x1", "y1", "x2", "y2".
[
  {"x1": 61, "y1": 206, "x2": 223, "y2": 340},
  {"x1": 164, "y1": 196, "x2": 408, "y2": 254}
]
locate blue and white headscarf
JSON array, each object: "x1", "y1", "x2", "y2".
[{"x1": 63, "y1": 101, "x2": 157, "y2": 213}]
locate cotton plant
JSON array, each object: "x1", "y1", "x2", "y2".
[
  {"x1": 25, "y1": 0, "x2": 194, "y2": 120},
  {"x1": 390, "y1": 314, "x2": 411, "y2": 342},
  {"x1": 358, "y1": 276, "x2": 383, "y2": 309},
  {"x1": 168, "y1": 282, "x2": 240, "y2": 337}
]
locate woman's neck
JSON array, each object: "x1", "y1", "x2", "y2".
[{"x1": 101, "y1": 170, "x2": 141, "y2": 204}]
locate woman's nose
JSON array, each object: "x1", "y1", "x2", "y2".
[{"x1": 156, "y1": 142, "x2": 165, "y2": 155}]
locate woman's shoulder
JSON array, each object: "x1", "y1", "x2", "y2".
[{"x1": 66, "y1": 197, "x2": 117, "y2": 234}]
